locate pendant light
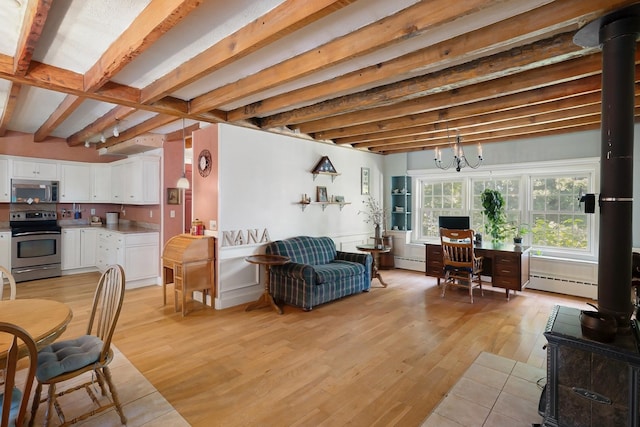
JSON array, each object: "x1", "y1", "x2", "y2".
[{"x1": 176, "y1": 118, "x2": 190, "y2": 189}]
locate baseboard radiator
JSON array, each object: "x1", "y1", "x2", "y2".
[{"x1": 528, "y1": 256, "x2": 598, "y2": 299}]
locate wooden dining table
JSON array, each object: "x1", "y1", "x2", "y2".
[{"x1": 0, "y1": 299, "x2": 73, "y2": 357}]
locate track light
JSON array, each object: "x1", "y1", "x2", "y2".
[
  {"x1": 100, "y1": 133, "x2": 106, "y2": 143},
  {"x1": 85, "y1": 140, "x2": 90, "y2": 148},
  {"x1": 113, "y1": 126, "x2": 119, "y2": 137}
]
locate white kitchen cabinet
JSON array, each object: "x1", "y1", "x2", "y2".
[
  {"x1": 96, "y1": 230, "x2": 124, "y2": 272},
  {"x1": 61, "y1": 229, "x2": 81, "y2": 270},
  {"x1": 0, "y1": 231, "x2": 11, "y2": 270},
  {"x1": 0, "y1": 158, "x2": 10, "y2": 202},
  {"x1": 12, "y1": 159, "x2": 58, "y2": 180},
  {"x1": 60, "y1": 163, "x2": 91, "y2": 202},
  {"x1": 122, "y1": 233, "x2": 159, "y2": 281},
  {"x1": 110, "y1": 163, "x2": 125, "y2": 203},
  {"x1": 120, "y1": 157, "x2": 160, "y2": 204},
  {"x1": 80, "y1": 228, "x2": 97, "y2": 267},
  {"x1": 91, "y1": 164, "x2": 111, "y2": 202},
  {"x1": 96, "y1": 230, "x2": 158, "y2": 286}
]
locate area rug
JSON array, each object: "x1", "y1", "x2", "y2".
[
  {"x1": 19, "y1": 345, "x2": 189, "y2": 426},
  {"x1": 421, "y1": 352, "x2": 545, "y2": 427}
]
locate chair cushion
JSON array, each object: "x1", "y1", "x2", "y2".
[
  {"x1": 0, "y1": 387, "x2": 22, "y2": 424},
  {"x1": 266, "y1": 236, "x2": 337, "y2": 265},
  {"x1": 36, "y1": 335, "x2": 103, "y2": 382}
]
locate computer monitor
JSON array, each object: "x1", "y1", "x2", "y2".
[{"x1": 438, "y1": 215, "x2": 470, "y2": 230}]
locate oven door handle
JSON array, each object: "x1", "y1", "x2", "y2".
[
  {"x1": 12, "y1": 265, "x2": 60, "y2": 274},
  {"x1": 12, "y1": 230, "x2": 61, "y2": 237}
]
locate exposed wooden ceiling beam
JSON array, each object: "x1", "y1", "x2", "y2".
[
  {"x1": 313, "y1": 73, "x2": 606, "y2": 140},
  {"x1": 232, "y1": 0, "x2": 628, "y2": 123},
  {"x1": 141, "y1": 0, "x2": 357, "y2": 104},
  {"x1": 33, "y1": 94, "x2": 84, "y2": 142},
  {"x1": 0, "y1": 83, "x2": 22, "y2": 137},
  {"x1": 14, "y1": 0, "x2": 52, "y2": 76},
  {"x1": 344, "y1": 92, "x2": 606, "y2": 147},
  {"x1": 67, "y1": 105, "x2": 137, "y2": 147},
  {"x1": 98, "y1": 113, "x2": 177, "y2": 149},
  {"x1": 296, "y1": 52, "x2": 610, "y2": 135},
  {"x1": 189, "y1": 0, "x2": 500, "y2": 114},
  {"x1": 84, "y1": 0, "x2": 201, "y2": 91},
  {"x1": 260, "y1": 32, "x2": 595, "y2": 128}
]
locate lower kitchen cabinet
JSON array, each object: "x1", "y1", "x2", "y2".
[
  {"x1": 0, "y1": 231, "x2": 10, "y2": 270},
  {"x1": 67, "y1": 228, "x2": 159, "y2": 288},
  {"x1": 62, "y1": 228, "x2": 98, "y2": 270}
]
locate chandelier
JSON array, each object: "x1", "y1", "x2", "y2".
[{"x1": 434, "y1": 131, "x2": 483, "y2": 172}]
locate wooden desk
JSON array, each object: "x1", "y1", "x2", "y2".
[
  {"x1": 357, "y1": 244, "x2": 391, "y2": 287},
  {"x1": 0, "y1": 299, "x2": 72, "y2": 358},
  {"x1": 425, "y1": 242, "x2": 530, "y2": 300},
  {"x1": 245, "y1": 254, "x2": 290, "y2": 314},
  {"x1": 162, "y1": 234, "x2": 216, "y2": 316}
]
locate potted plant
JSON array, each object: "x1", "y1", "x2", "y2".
[
  {"x1": 359, "y1": 196, "x2": 387, "y2": 248},
  {"x1": 510, "y1": 222, "x2": 531, "y2": 244},
  {"x1": 480, "y1": 188, "x2": 507, "y2": 243}
]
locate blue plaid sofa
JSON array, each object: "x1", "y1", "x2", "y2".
[{"x1": 265, "y1": 236, "x2": 372, "y2": 311}]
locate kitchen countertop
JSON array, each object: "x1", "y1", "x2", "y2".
[{"x1": 60, "y1": 222, "x2": 159, "y2": 234}]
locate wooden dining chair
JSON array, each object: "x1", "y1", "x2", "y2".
[
  {"x1": 0, "y1": 267, "x2": 17, "y2": 301},
  {"x1": 0, "y1": 322, "x2": 38, "y2": 427},
  {"x1": 29, "y1": 265, "x2": 127, "y2": 427},
  {"x1": 440, "y1": 228, "x2": 484, "y2": 303}
]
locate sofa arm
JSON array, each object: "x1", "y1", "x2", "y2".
[
  {"x1": 270, "y1": 262, "x2": 315, "y2": 284},
  {"x1": 336, "y1": 251, "x2": 372, "y2": 268}
]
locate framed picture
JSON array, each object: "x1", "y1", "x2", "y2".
[
  {"x1": 361, "y1": 167, "x2": 370, "y2": 195},
  {"x1": 334, "y1": 195, "x2": 345, "y2": 203},
  {"x1": 167, "y1": 187, "x2": 181, "y2": 205},
  {"x1": 317, "y1": 186, "x2": 328, "y2": 202}
]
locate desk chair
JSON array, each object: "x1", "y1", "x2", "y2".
[
  {"x1": 0, "y1": 267, "x2": 16, "y2": 300},
  {"x1": 0, "y1": 322, "x2": 37, "y2": 427},
  {"x1": 29, "y1": 265, "x2": 126, "y2": 427},
  {"x1": 440, "y1": 228, "x2": 483, "y2": 303}
]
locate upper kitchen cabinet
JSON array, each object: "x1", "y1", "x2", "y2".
[
  {"x1": 111, "y1": 156, "x2": 159, "y2": 205},
  {"x1": 59, "y1": 163, "x2": 91, "y2": 202},
  {"x1": 0, "y1": 158, "x2": 9, "y2": 202},
  {"x1": 11, "y1": 159, "x2": 58, "y2": 180},
  {"x1": 91, "y1": 164, "x2": 111, "y2": 203}
]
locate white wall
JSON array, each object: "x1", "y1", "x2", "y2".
[{"x1": 214, "y1": 124, "x2": 383, "y2": 308}]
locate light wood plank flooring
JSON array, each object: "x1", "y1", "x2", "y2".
[{"x1": 13, "y1": 269, "x2": 589, "y2": 426}]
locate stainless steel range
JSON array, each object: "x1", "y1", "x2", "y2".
[{"x1": 10, "y1": 210, "x2": 61, "y2": 282}]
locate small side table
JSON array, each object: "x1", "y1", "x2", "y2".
[
  {"x1": 245, "y1": 254, "x2": 290, "y2": 314},
  {"x1": 356, "y1": 244, "x2": 391, "y2": 287}
]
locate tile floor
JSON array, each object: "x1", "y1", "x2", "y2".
[
  {"x1": 421, "y1": 352, "x2": 546, "y2": 427},
  {"x1": 18, "y1": 345, "x2": 189, "y2": 426}
]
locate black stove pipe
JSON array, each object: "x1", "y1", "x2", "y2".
[{"x1": 575, "y1": 5, "x2": 640, "y2": 331}]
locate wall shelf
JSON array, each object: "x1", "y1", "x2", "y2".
[
  {"x1": 312, "y1": 171, "x2": 340, "y2": 182},
  {"x1": 391, "y1": 176, "x2": 412, "y2": 231},
  {"x1": 296, "y1": 201, "x2": 350, "y2": 211}
]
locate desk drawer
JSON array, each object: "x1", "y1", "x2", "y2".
[
  {"x1": 492, "y1": 275, "x2": 521, "y2": 290},
  {"x1": 493, "y1": 255, "x2": 519, "y2": 277}
]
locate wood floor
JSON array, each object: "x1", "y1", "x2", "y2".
[{"x1": 14, "y1": 269, "x2": 590, "y2": 427}]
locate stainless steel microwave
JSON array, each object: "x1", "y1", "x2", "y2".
[{"x1": 11, "y1": 179, "x2": 59, "y2": 203}]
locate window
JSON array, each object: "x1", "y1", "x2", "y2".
[
  {"x1": 412, "y1": 159, "x2": 597, "y2": 258},
  {"x1": 420, "y1": 179, "x2": 464, "y2": 239},
  {"x1": 470, "y1": 177, "x2": 522, "y2": 234},
  {"x1": 530, "y1": 175, "x2": 589, "y2": 250}
]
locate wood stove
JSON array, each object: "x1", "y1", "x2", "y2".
[{"x1": 542, "y1": 305, "x2": 640, "y2": 427}]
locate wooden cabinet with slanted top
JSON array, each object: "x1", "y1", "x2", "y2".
[{"x1": 162, "y1": 234, "x2": 216, "y2": 316}]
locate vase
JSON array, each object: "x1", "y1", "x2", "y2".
[{"x1": 374, "y1": 224, "x2": 382, "y2": 248}]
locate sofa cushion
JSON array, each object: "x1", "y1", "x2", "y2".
[
  {"x1": 267, "y1": 236, "x2": 336, "y2": 265},
  {"x1": 313, "y1": 261, "x2": 366, "y2": 284}
]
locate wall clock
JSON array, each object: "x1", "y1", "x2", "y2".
[{"x1": 197, "y1": 149, "x2": 212, "y2": 177}]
